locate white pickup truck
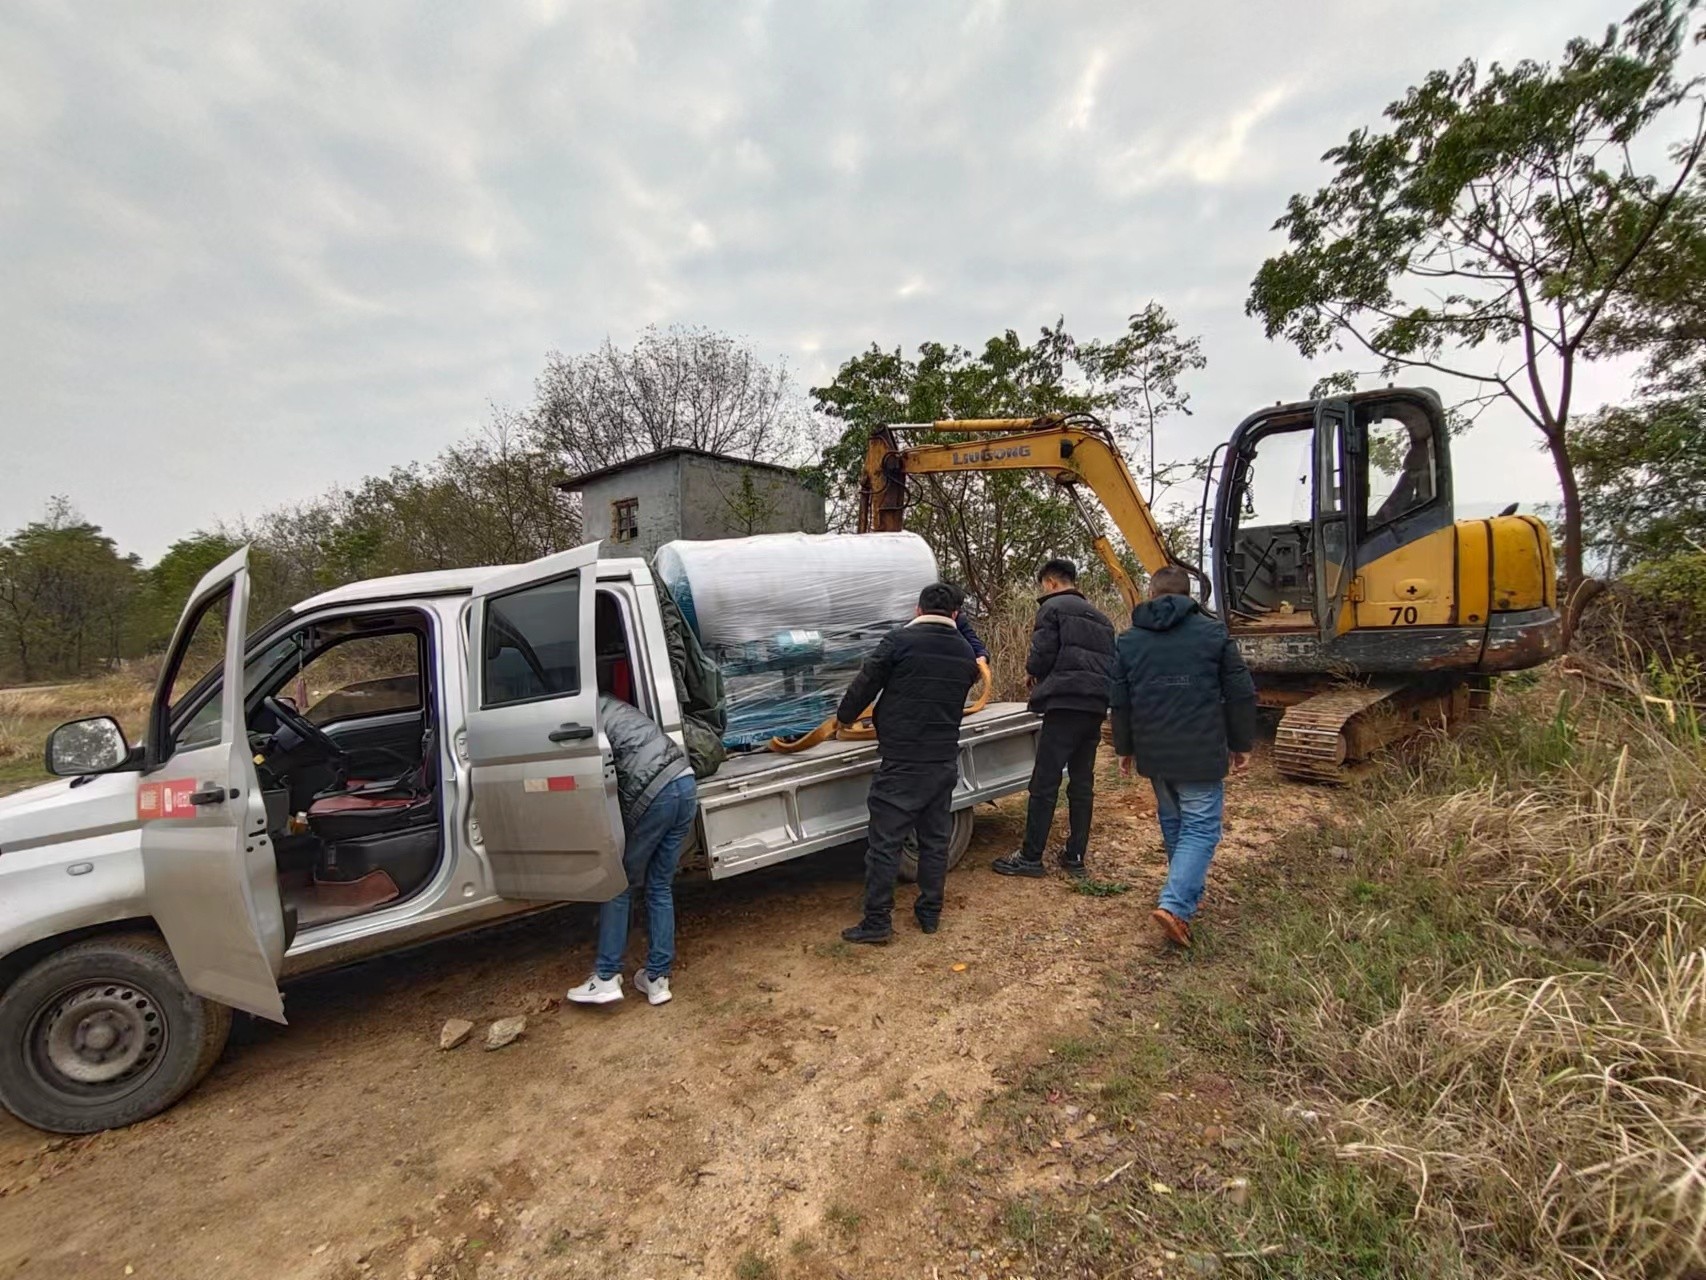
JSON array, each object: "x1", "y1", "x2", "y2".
[{"x1": 0, "y1": 543, "x2": 1039, "y2": 1134}]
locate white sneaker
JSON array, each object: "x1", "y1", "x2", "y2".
[
  {"x1": 633, "y1": 971, "x2": 673, "y2": 1006},
  {"x1": 566, "y1": 973, "x2": 623, "y2": 1005}
]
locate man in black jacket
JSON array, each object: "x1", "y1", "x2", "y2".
[
  {"x1": 1109, "y1": 565, "x2": 1257, "y2": 948},
  {"x1": 993, "y1": 558, "x2": 1115, "y2": 879},
  {"x1": 839, "y1": 582, "x2": 982, "y2": 944}
]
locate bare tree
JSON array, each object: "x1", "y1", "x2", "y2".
[
  {"x1": 528, "y1": 325, "x2": 820, "y2": 476},
  {"x1": 711, "y1": 469, "x2": 786, "y2": 536},
  {"x1": 1078, "y1": 302, "x2": 1208, "y2": 506}
]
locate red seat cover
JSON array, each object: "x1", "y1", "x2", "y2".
[{"x1": 310, "y1": 793, "x2": 416, "y2": 816}]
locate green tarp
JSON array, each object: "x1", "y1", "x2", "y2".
[{"x1": 652, "y1": 579, "x2": 728, "y2": 778}]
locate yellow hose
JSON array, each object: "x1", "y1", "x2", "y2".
[
  {"x1": 767, "y1": 657, "x2": 993, "y2": 753},
  {"x1": 965, "y1": 656, "x2": 994, "y2": 717}
]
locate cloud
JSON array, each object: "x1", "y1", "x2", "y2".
[
  {"x1": 1067, "y1": 49, "x2": 1109, "y2": 132},
  {"x1": 0, "y1": 0, "x2": 1643, "y2": 559}
]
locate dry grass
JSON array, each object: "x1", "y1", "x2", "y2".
[
  {"x1": 1303, "y1": 683, "x2": 1706, "y2": 1278},
  {"x1": 0, "y1": 674, "x2": 154, "y2": 792},
  {"x1": 982, "y1": 667, "x2": 1706, "y2": 1279}
]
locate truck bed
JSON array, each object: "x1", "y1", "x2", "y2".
[{"x1": 694, "y1": 702, "x2": 1040, "y2": 879}]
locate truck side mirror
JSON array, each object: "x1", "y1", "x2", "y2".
[{"x1": 45, "y1": 717, "x2": 130, "y2": 777}]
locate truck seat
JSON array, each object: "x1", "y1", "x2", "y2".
[
  {"x1": 306, "y1": 730, "x2": 439, "y2": 843},
  {"x1": 307, "y1": 769, "x2": 433, "y2": 843}
]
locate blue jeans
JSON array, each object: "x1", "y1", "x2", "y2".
[
  {"x1": 596, "y1": 773, "x2": 697, "y2": 979},
  {"x1": 1152, "y1": 778, "x2": 1224, "y2": 922}
]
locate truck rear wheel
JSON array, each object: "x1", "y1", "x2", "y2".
[
  {"x1": 0, "y1": 932, "x2": 232, "y2": 1135},
  {"x1": 898, "y1": 807, "x2": 976, "y2": 882}
]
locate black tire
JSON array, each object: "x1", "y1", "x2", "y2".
[
  {"x1": 0, "y1": 932, "x2": 232, "y2": 1135},
  {"x1": 898, "y1": 807, "x2": 976, "y2": 882}
]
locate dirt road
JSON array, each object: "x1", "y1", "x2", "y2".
[{"x1": 0, "y1": 758, "x2": 1322, "y2": 1279}]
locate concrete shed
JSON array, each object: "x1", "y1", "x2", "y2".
[{"x1": 558, "y1": 448, "x2": 826, "y2": 561}]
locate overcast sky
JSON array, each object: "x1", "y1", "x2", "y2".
[{"x1": 0, "y1": 0, "x2": 1668, "y2": 561}]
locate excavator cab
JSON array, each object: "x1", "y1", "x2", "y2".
[
  {"x1": 1211, "y1": 387, "x2": 1558, "y2": 679},
  {"x1": 1215, "y1": 389, "x2": 1454, "y2": 651}
]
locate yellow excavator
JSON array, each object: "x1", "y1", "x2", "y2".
[{"x1": 857, "y1": 387, "x2": 1563, "y2": 781}]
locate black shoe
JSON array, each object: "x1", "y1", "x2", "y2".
[
  {"x1": 915, "y1": 914, "x2": 940, "y2": 935},
  {"x1": 1060, "y1": 858, "x2": 1089, "y2": 880},
  {"x1": 992, "y1": 853, "x2": 1047, "y2": 878},
  {"x1": 842, "y1": 920, "x2": 893, "y2": 945}
]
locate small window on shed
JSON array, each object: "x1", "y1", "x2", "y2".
[{"x1": 612, "y1": 498, "x2": 639, "y2": 542}]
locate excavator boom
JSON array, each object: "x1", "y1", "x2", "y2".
[{"x1": 858, "y1": 415, "x2": 1175, "y2": 605}]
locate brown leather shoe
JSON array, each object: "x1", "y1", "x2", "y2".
[{"x1": 1151, "y1": 908, "x2": 1192, "y2": 948}]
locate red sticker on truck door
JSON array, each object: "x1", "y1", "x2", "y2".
[
  {"x1": 137, "y1": 778, "x2": 198, "y2": 821},
  {"x1": 522, "y1": 776, "x2": 577, "y2": 793}
]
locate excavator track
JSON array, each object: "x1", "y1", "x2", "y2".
[
  {"x1": 1272, "y1": 683, "x2": 1404, "y2": 783},
  {"x1": 1272, "y1": 680, "x2": 1473, "y2": 783}
]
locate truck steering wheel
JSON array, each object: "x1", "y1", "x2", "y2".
[{"x1": 261, "y1": 695, "x2": 346, "y2": 768}]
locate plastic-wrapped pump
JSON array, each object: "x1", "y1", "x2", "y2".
[{"x1": 653, "y1": 532, "x2": 938, "y2": 749}]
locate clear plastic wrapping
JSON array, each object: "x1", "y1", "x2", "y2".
[{"x1": 654, "y1": 532, "x2": 938, "y2": 748}]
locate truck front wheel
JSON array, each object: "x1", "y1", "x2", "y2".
[
  {"x1": 0, "y1": 933, "x2": 232, "y2": 1135},
  {"x1": 898, "y1": 807, "x2": 976, "y2": 882}
]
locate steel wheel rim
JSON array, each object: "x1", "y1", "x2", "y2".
[{"x1": 28, "y1": 980, "x2": 168, "y2": 1099}]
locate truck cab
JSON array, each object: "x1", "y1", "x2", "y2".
[{"x1": 0, "y1": 542, "x2": 1040, "y2": 1134}]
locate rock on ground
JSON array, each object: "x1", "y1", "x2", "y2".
[
  {"x1": 485, "y1": 1016, "x2": 527, "y2": 1050},
  {"x1": 439, "y1": 1019, "x2": 474, "y2": 1051}
]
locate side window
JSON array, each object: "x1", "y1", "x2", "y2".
[
  {"x1": 164, "y1": 587, "x2": 232, "y2": 755},
  {"x1": 1363, "y1": 409, "x2": 1438, "y2": 529},
  {"x1": 1316, "y1": 410, "x2": 1351, "y2": 608},
  {"x1": 1238, "y1": 425, "x2": 1314, "y2": 526},
  {"x1": 482, "y1": 573, "x2": 582, "y2": 707},
  {"x1": 1318, "y1": 415, "x2": 1346, "y2": 516},
  {"x1": 168, "y1": 590, "x2": 233, "y2": 757},
  {"x1": 300, "y1": 634, "x2": 423, "y2": 726}
]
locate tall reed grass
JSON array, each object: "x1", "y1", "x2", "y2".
[{"x1": 1312, "y1": 682, "x2": 1706, "y2": 1277}]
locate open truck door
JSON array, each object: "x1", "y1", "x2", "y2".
[
  {"x1": 140, "y1": 548, "x2": 287, "y2": 1022},
  {"x1": 464, "y1": 542, "x2": 627, "y2": 901}
]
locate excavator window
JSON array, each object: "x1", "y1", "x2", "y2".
[
  {"x1": 1362, "y1": 404, "x2": 1439, "y2": 530},
  {"x1": 1225, "y1": 421, "x2": 1317, "y2": 624}
]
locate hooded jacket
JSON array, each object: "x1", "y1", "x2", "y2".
[
  {"x1": 1109, "y1": 594, "x2": 1257, "y2": 782},
  {"x1": 1026, "y1": 589, "x2": 1116, "y2": 715},
  {"x1": 599, "y1": 694, "x2": 692, "y2": 827}
]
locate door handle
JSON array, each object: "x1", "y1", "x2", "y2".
[
  {"x1": 548, "y1": 723, "x2": 596, "y2": 743},
  {"x1": 189, "y1": 786, "x2": 227, "y2": 806}
]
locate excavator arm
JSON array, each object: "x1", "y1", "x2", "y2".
[{"x1": 857, "y1": 415, "x2": 1177, "y2": 607}]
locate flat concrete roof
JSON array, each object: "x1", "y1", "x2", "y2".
[{"x1": 557, "y1": 446, "x2": 811, "y2": 491}]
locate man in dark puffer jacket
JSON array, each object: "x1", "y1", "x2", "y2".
[
  {"x1": 838, "y1": 582, "x2": 982, "y2": 944},
  {"x1": 1110, "y1": 565, "x2": 1256, "y2": 949},
  {"x1": 993, "y1": 558, "x2": 1115, "y2": 880}
]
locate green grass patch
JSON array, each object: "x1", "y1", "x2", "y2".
[
  {"x1": 823, "y1": 1201, "x2": 863, "y2": 1240},
  {"x1": 1070, "y1": 877, "x2": 1132, "y2": 897},
  {"x1": 1139, "y1": 1126, "x2": 1461, "y2": 1279}
]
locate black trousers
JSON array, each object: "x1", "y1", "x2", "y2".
[
  {"x1": 861, "y1": 758, "x2": 960, "y2": 924},
  {"x1": 1019, "y1": 708, "x2": 1104, "y2": 863}
]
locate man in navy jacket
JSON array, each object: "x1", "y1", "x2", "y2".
[{"x1": 1109, "y1": 565, "x2": 1256, "y2": 948}]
